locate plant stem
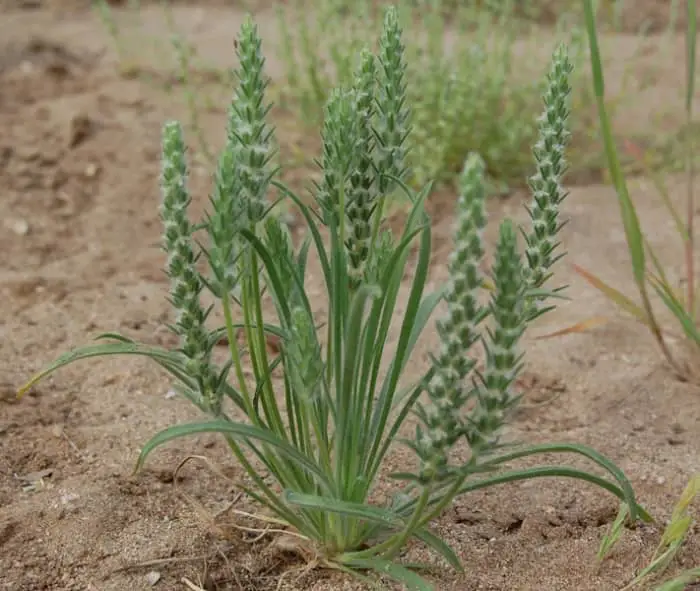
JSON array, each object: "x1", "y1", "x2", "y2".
[
  {"x1": 685, "y1": 0, "x2": 697, "y2": 320},
  {"x1": 221, "y1": 291, "x2": 253, "y2": 415},
  {"x1": 344, "y1": 485, "x2": 433, "y2": 563},
  {"x1": 382, "y1": 485, "x2": 432, "y2": 561},
  {"x1": 368, "y1": 193, "x2": 386, "y2": 267}
]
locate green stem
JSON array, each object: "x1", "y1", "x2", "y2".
[
  {"x1": 222, "y1": 435, "x2": 308, "y2": 533},
  {"x1": 383, "y1": 484, "x2": 432, "y2": 561},
  {"x1": 368, "y1": 193, "x2": 386, "y2": 267},
  {"x1": 221, "y1": 291, "x2": 253, "y2": 415},
  {"x1": 250, "y1": 248, "x2": 285, "y2": 435},
  {"x1": 416, "y1": 473, "x2": 466, "y2": 530},
  {"x1": 344, "y1": 484, "x2": 432, "y2": 563}
]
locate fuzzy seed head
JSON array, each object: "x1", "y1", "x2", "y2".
[
  {"x1": 375, "y1": 6, "x2": 411, "y2": 195},
  {"x1": 467, "y1": 219, "x2": 526, "y2": 451},
  {"x1": 160, "y1": 122, "x2": 220, "y2": 415},
  {"x1": 346, "y1": 49, "x2": 379, "y2": 287},
  {"x1": 523, "y1": 44, "x2": 573, "y2": 318},
  {"x1": 417, "y1": 153, "x2": 489, "y2": 482},
  {"x1": 226, "y1": 16, "x2": 276, "y2": 226}
]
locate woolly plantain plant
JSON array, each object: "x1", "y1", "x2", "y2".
[{"x1": 19, "y1": 7, "x2": 650, "y2": 590}]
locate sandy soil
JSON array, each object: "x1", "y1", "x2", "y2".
[{"x1": 2, "y1": 2, "x2": 700, "y2": 591}]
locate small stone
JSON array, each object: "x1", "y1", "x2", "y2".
[
  {"x1": 656, "y1": 476, "x2": 666, "y2": 486},
  {"x1": 84, "y1": 163, "x2": 99, "y2": 178},
  {"x1": 20, "y1": 60, "x2": 34, "y2": 75},
  {"x1": 164, "y1": 389, "x2": 177, "y2": 400},
  {"x1": 145, "y1": 571, "x2": 161, "y2": 586},
  {"x1": 8, "y1": 218, "x2": 29, "y2": 236}
]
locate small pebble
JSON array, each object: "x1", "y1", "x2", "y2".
[
  {"x1": 8, "y1": 218, "x2": 29, "y2": 236},
  {"x1": 84, "y1": 163, "x2": 99, "y2": 178},
  {"x1": 145, "y1": 571, "x2": 161, "y2": 586}
]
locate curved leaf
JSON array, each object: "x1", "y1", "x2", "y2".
[
  {"x1": 18, "y1": 341, "x2": 191, "y2": 399},
  {"x1": 135, "y1": 420, "x2": 333, "y2": 492},
  {"x1": 412, "y1": 527, "x2": 463, "y2": 572},
  {"x1": 342, "y1": 557, "x2": 434, "y2": 591},
  {"x1": 284, "y1": 490, "x2": 405, "y2": 528},
  {"x1": 474, "y1": 443, "x2": 652, "y2": 522}
]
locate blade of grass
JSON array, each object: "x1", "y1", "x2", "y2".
[
  {"x1": 684, "y1": 0, "x2": 697, "y2": 319},
  {"x1": 582, "y1": 1, "x2": 684, "y2": 376},
  {"x1": 571, "y1": 264, "x2": 653, "y2": 327},
  {"x1": 534, "y1": 316, "x2": 609, "y2": 340}
]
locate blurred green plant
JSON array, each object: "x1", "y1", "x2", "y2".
[
  {"x1": 274, "y1": 0, "x2": 601, "y2": 194},
  {"x1": 598, "y1": 474, "x2": 700, "y2": 590},
  {"x1": 573, "y1": 0, "x2": 698, "y2": 381}
]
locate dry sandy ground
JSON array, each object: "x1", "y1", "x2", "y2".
[{"x1": 2, "y1": 2, "x2": 700, "y2": 591}]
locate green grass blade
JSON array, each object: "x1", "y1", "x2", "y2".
[
  {"x1": 583, "y1": 0, "x2": 678, "y2": 371},
  {"x1": 239, "y1": 228, "x2": 293, "y2": 327},
  {"x1": 373, "y1": 371, "x2": 432, "y2": 484},
  {"x1": 572, "y1": 263, "x2": 652, "y2": 327},
  {"x1": 644, "y1": 239, "x2": 677, "y2": 303},
  {"x1": 622, "y1": 140, "x2": 686, "y2": 240},
  {"x1": 685, "y1": 0, "x2": 696, "y2": 115},
  {"x1": 135, "y1": 420, "x2": 332, "y2": 491},
  {"x1": 654, "y1": 570, "x2": 700, "y2": 591},
  {"x1": 18, "y1": 341, "x2": 193, "y2": 398},
  {"x1": 597, "y1": 502, "x2": 630, "y2": 560},
  {"x1": 456, "y1": 466, "x2": 640, "y2": 513},
  {"x1": 272, "y1": 180, "x2": 332, "y2": 291},
  {"x1": 285, "y1": 490, "x2": 404, "y2": 528},
  {"x1": 338, "y1": 284, "x2": 382, "y2": 494},
  {"x1": 684, "y1": 0, "x2": 697, "y2": 320},
  {"x1": 583, "y1": 0, "x2": 646, "y2": 286},
  {"x1": 412, "y1": 527, "x2": 463, "y2": 572},
  {"x1": 474, "y1": 442, "x2": 651, "y2": 522},
  {"x1": 344, "y1": 557, "x2": 434, "y2": 591},
  {"x1": 649, "y1": 276, "x2": 700, "y2": 345},
  {"x1": 399, "y1": 289, "x2": 446, "y2": 378},
  {"x1": 367, "y1": 219, "x2": 432, "y2": 479}
]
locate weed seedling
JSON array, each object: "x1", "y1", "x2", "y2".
[{"x1": 598, "y1": 474, "x2": 700, "y2": 590}]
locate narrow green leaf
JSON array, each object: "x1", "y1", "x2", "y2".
[
  {"x1": 685, "y1": 0, "x2": 696, "y2": 116},
  {"x1": 272, "y1": 180, "x2": 332, "y2": 293},
  {"x1": 583, "y1": 0, "x2": 676, "y2": 373},
  {"x1": 583, "y1": 0, "x2": 646, "y2": 286},
  {"x1": 18, "y1": 341, "x2": 192, "y2": 398},
  {"x1": 135, "y1": 420, "x2": 332, "y2": 492},
  {"x1": 654, "y1": 569, "x2": 700, "y2": 591},
  {"x1": 412, "y1": 527, "x2": 463, "y2": 572},
  {"x1": 343, "y1": 557, "x2": 435, "y2": 591},
  {"x1": 285, "y1": 490, "x2": 404, "y2": 528},
  {"x1": 338, "y1": 284, "x2": 382, "y2": 491},
  {"x1": 458, "y1": 467, "x2": 639, "y2": 514},
  {"x1": 474, "y1": 442, "x2": 652, "y2": 523},
  {"x1": 597, "y1": 503, "x2": 630, "y2": 561},
  {"x1": 239, "y1": 228, "x2": 293, "y2": 326},
  {"x1": 572, "y1": 263, "x2": 651, "y2": 327},
  {"x1": 648, "y1": 276, "x2": 700, "y2": 345},
  {"x1": 368, "y1": 215, "x2": 432, "y2": 479}
]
